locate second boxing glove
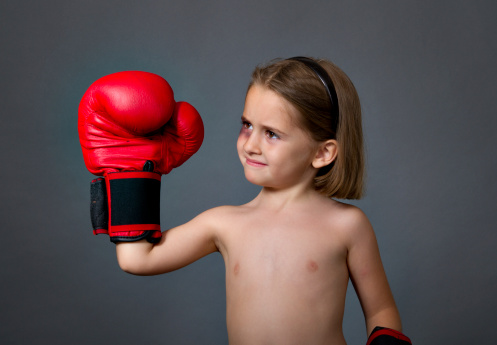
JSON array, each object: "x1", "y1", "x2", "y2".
[{"x1": 366, "y1": 327, "x2": 412, "y2": 345}]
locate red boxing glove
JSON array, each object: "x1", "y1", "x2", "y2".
[
  {"x1": 78, "y1": 71, "x2": 204, "y2": 243},
  {"x1": 367, "y1": 327, "x2": 412, "y2": 345}
]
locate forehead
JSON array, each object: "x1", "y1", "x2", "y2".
[{"x1": 243, "y1": 85, "x2": 301, "y2": 128}]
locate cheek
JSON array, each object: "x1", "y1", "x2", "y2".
[
  {"x1": 272, "y1": 146, "x2": 315, "y2": 174},
  {"x1": 236, "y1": 133, "x2": 245, "y2": 156},
  {"x1": 237, "y1": 128, "x2": 252, "y2": 149}
]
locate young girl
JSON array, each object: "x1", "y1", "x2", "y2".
[{"x1": 114, "y1": 57, "x2": 411, "y2": 345}]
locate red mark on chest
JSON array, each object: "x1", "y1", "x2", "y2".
[{"x1": 307, "y1": 260, "x2": 319, "y2": 272}]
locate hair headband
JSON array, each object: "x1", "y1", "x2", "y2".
[{"x1": 287, "y1": 57, "x2": 339, "y2": 136}]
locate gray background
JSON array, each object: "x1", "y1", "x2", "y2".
[{"x1": 1, "y1": 1, "x2": 496, "y2": 344}]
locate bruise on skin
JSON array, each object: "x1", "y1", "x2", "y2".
[
  {"x1": 233, "y1": 263, "x2": 240, "y2": 275},
  {"x1": 307, "y1": 260, "x2": 319, "y2": 272}
]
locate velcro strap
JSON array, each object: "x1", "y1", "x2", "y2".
[
  {"x1": 90, "y1": 178, "x2": 108, "y2": 233},
  {"x1": 107, "y1": 171, "x2": 161, "y2": 229}
]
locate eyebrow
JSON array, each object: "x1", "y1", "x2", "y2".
[{"x1": 240, "y1": 115, "x2": 288, "y2": 136}]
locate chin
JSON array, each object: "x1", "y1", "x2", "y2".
[{"x1": 243, "y1": 170, "x2": 269, "y2": 187}]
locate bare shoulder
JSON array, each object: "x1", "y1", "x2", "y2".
[
  {"x1": 195, "y1": 204, "x2": 251, "y2": 254},
  {"x1": 329, "y1": 201, "x2": 371, "y2": 228},
  {"x1": 193, "y1": 204, "x2": 251, "y2": 233},
  {"x1": 323, "y1": 200, "x2": 375, "y2": 246},
  {"x1": 197, "y1": 204, "x2": 248, "y2": 221}
]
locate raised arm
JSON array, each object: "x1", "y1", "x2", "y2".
[
  {"x1": 116, "y1": 208, "x2": 221, "y2": 276},
  {"x1": 345, "y1": 208, "x2": 412, "y2": 344}
]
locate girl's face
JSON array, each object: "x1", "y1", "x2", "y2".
[{"x1": 237, "y1": 85, "x2": 320, "y2": 190}]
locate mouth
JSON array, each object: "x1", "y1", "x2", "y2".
[{"x1": 245, "y1": 158, "x2": 267, "y2": 167}]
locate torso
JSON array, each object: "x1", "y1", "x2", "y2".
[{"x1": 213, "y1": 197, "x2": 353, "y2": 345}]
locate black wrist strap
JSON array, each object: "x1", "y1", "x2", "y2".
[
  {"x1": 108, "y1": 172, "x2": 161, "y2": 227},
  {"x1": 90, "y1": 178, "x2": 108, "y2": 234}
]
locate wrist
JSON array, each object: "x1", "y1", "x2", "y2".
[{"x1": 89, "y1": 169, "x2": 163, "y2": 243}]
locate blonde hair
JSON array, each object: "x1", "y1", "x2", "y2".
[{"x1": 248, "y1": 57, "x2": 365, "y2": 199}]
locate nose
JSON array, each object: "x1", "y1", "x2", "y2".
[{"x1": 242, "y1": 131, "x2": 262, "y2": 155}]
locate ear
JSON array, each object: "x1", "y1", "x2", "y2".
[{"x1": 312, "y1": 140, "x2": 338, "y2": 169}]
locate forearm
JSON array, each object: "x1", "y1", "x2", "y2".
[
  {"x1": 114, "y1": 213, "x2": 219, "y2": 276},
  {"x1": 115, "y1": 239, "x2": 157, "y2": 275},
  {"x1": 365, "y1": 305, "x2": 402, "y2": 336}
]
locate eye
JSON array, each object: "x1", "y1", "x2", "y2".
[
  {"x1": 266, "y1": 130, "x2": 280, "y2": 140},
  {"x1": 241, "y1": 120, "x2": 253, "y2": 130}
]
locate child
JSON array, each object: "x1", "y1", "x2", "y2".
[{"x1": 85, "y1": 58, "x2": 411, "y2": 344}]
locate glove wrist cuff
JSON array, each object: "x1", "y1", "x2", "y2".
[
  {"x1": 90, "y1": 171, "x2": 162, "y2": 244},
  {"x1": 366, "y1": 327, "x2": 412, "y2": 345},
  {"x1": 106, "y1": 171, "x2": 161, "y2": 239}
]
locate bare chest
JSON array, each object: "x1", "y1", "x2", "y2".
[
  {"x1": 221, "y1": 214, "x2": 349, "y2": 289},
  {"x1": 219, "y1": 213, "x2": 350, "y2": 344}
]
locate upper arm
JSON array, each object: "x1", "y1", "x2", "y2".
[
  {"x1": 344, "y1": 208, "x2": 401, "y2": 332},
  {"x1": 116, "y1": 207, "x2": 224, "y2": 276}
]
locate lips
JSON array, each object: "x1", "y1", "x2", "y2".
[{"x1": 245, "y1": 158, "x2": 267, "y2": 167}]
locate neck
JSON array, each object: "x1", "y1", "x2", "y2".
[{"x1": 251, "y1": 182, "x2": 321, "y2": 212}]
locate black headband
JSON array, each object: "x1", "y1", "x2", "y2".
[{"x1": 288, "y1": 57, "x2": 339, "y2": 136}]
